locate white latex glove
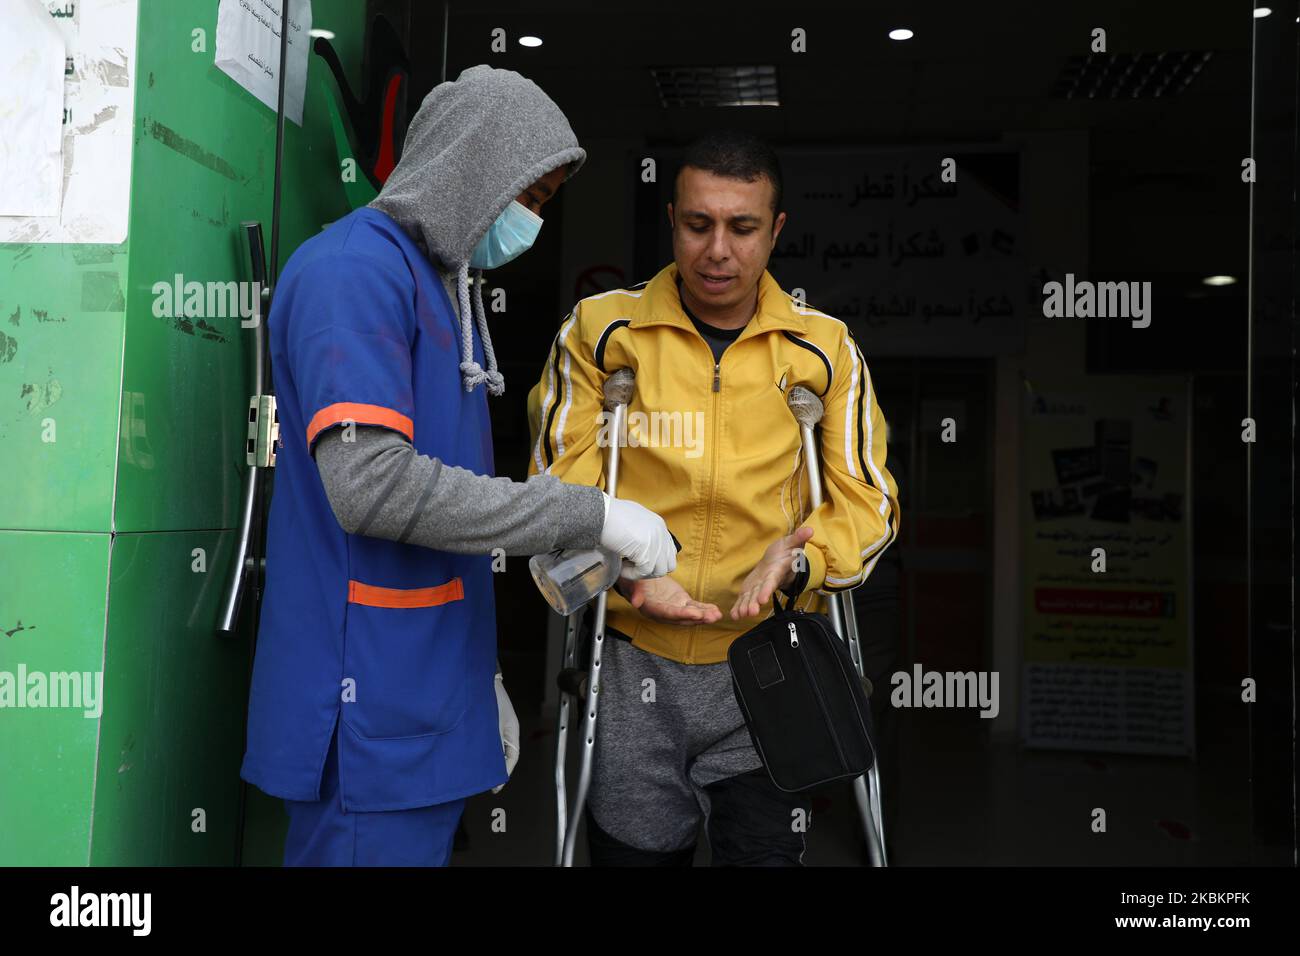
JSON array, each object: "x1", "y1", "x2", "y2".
[
  {"x1": 598, "y1": 493, "x2": 677, "y2": 580},
  {"x1": 491, "y1": 673, "x2": 520, "y2": 794}
]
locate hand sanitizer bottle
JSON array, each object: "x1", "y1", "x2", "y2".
[{"x1": 529, "y1": 547, "x2": 624, "y2": 617}]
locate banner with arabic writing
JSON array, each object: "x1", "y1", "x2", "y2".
[
  {"x1": 1020, "y1": 376, "x2": 1194, "y2": 755},
  {"x1": 766, "y1": 147, "x2": 1025, "y2": 355}
]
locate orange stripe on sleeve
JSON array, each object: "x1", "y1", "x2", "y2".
[{"x1": 306, "y1": 402, "x2": 414, "y2": 446}]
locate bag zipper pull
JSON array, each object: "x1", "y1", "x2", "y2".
[{"x1": 788, "y1": 622, "x2": 799, "y2": 648}]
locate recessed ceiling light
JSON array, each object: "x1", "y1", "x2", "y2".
[
  {"x1": 1202, "y1": 275, "x2": 1237, "y2": 286},
  {"x1": 1253, "y1": 7, "x2": 1272, "y2": 17},
  {"x1": 309, "y1": 29, "x2": 335, "y2": 40},
  {"x1": 519, "y1": 35, "x2": 543, "y2": 47},
  {"x1": 889, "y1": 28, "x2": 914, "y2": 41}
]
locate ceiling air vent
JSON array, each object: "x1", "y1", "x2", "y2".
[
  {"x1": 1052, "y1": 51, "x2": 1213, "y2": 99},
  {"x1": 651, "y1": 65, "x2": 780, "y2": 107}
]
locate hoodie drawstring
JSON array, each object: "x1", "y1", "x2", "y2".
[{"x1": 456, "y1": 261, "x2": 505, "y2": 396}]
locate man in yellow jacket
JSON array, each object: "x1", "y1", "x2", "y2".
[{"x1": 528, "y1": 131, "x2": 900, "y2": 865}]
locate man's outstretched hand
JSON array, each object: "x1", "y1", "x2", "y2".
[
  {"x1": 730, "y1": 526, "x2": 815, "y2": 620},
  {"x1": 618, "y1": 575, "x2": 722, "y2": 626}
]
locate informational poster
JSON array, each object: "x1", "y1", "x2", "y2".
[
  {"x1": 215, "y1": 0, "x2": 312, "y2": 126},
  {"x1": 0, "y1": 0, "x2": 65, "y2": 217},
  {"x1": 0, "y1": 0, "x2": 139, "y2": 244},
  {"x1": 1021, "y1": 376, "x2": 1193, "y2": 755},
  {"x1": 767, "y1": 148, "x2": 1025, "y2": 355}
]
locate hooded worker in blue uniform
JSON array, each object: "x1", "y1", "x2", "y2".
[{"x1": 240, "y1": 65, "x2": 677, "y2": 867}]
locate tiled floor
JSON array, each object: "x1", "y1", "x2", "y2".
[{"x1": 453, "y1": 697, "x2": 1290, "y2": 867}]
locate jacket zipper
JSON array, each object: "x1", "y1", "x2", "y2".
[
  {"x1": 790, "y1": 619, "x2": 850, "y2": 773},
  {"x1": 693, "y1": 351, "x2": 722, "y2": 663}
]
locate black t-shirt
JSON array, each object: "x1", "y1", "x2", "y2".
[{"x1": 677, "y1": 277, "x2": 746, "y2": 363}]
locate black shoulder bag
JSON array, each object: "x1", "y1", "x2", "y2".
[{"x1": 728, "y1": 592, "x2": 876, "y2": 793}]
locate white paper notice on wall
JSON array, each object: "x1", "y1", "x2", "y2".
[
  {"x1": 215, "y1": 0, "x2": 313, "y2": 126},
  {"x1": 0, "y1": 0, "x2": 66, "y2": 217},
  {"x1": 0, "y1": 0, "x2": 140, "y2": 245}
]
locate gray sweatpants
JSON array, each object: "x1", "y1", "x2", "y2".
[{"x1": 587, "y1": 634, "x2": 767, "y2": 853}]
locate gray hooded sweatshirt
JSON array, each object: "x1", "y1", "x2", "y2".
[
  {"x1": 313, "y1": 65, "x2": 605, "y2": 557},
  {"x1": 370, "y1": 63, "x2": 586, "y2": 396}
]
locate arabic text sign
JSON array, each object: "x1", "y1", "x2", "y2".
[
  {"x1": 769, "y1": 149, "x2": 1024, "y2": 355},
  {"x1": 1021, "y1": 377, "x2": 1193, "y2": 755},
  {"x1": 215, "y1": 0, "x2": 312, "y2": 126}
]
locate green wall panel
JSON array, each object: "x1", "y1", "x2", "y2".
[
  {"x1": 89, "y1": 529, "x2": 250, "y2": 865},
  {"x1": 0, "y1": 249, "x2": 127, "y2": 533},
  {"x1": 114, "y1": 0, "x2": 367, "y2": 533},
  {"x1": 0, "y1": 530, "x2": 111, "y2": 865},
  {"x1": 3, "y1": 0, "x2": 374, "y2": 866}
]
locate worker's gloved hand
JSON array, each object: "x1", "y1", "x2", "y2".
[
  {"x1": 491, "y1": 673, "x2": 520, "y2": 794},
  {"x1": 599, "y1": 493, "x2": 677, "y2": 580}
]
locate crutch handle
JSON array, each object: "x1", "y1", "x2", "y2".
[{"x1": 556, "y1": 667, "x2": 589, "y2": 699}]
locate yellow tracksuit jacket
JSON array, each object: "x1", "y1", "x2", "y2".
[{"x1": 527, "y1": 262, "x2": 900, "y2": 664}]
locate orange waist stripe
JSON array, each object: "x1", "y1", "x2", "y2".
[{"x1": 347, "y1": 577, "x2": 465, "y2": 608}]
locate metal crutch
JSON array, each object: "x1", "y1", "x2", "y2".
[
  {"x1": 552, "y1": 608, "x2": 582, "y2": 865},
  {"x1": 555, "y1": 368, "x2": 636, "y2": 867},
  {"x1": 837, "y1": 588, "x2": 888, "y2": 865},
  {"x1": 787, "y1": 386, "x2": 889, "y2": 867}
]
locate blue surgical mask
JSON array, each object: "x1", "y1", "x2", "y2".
[{"x1": 469, "y1": 200, "x2": 543, "y2": 269}]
